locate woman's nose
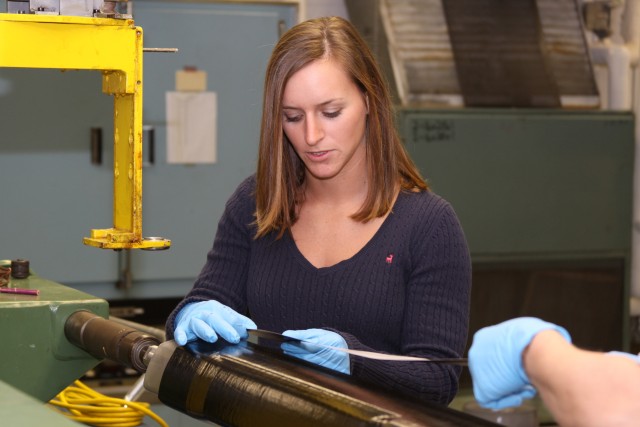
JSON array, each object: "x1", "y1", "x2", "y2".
[{"x1": 305, "y1": 116, "x2": 324, "y2": 145}]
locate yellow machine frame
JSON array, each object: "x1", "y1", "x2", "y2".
[{"x1": 0, "y1": 14, "x2": 170, "y2": 250}]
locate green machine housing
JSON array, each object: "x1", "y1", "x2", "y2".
[
  {"x1": 398, "y1": 108, "x2": 635, "y2": 358},
  {"x1": 0, "y1": 266, "x2": 109, "y2": 402}
]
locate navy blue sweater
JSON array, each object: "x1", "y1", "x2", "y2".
[{"x1": 166, "y1": 175, "x2": 471, "y2": 405}]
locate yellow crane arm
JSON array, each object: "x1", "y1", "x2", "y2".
[{"x1": 0, "y1": 14, "x2": 170, "y2": 250}]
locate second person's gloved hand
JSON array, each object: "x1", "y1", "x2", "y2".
[
  {"x1": 173, "y1": 300, "x2": 257, "y2": 346},
  {"x1": 607, "y1": 351, "x2": 640, "y2": 363},
  {"x1": 468, "y1": 317, "x2": 571, "y2": 410},
  {"x1": 281, "y1": 328, "x2": 351, "y2": 374}
]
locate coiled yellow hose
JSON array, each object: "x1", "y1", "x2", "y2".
[{"x1": 49, "y1": 380, "x2": 168, "y2": 427}]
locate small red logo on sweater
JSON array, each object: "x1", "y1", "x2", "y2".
[{"x1": 386, "y1": 254, "x2": 394, "y2": 264}]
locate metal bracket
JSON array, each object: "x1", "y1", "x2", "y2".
[{"x1": 0, "y1": 14, "x2": 170, "y2": 250}]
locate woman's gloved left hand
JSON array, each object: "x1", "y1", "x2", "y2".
[{"x1": 281, "y1": 328, "x2": 351, "y2": 374}]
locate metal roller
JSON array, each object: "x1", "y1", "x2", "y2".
[
  {"x1": 64, "y1": 310, "x2": 495, "y2": 426},
  {"x1": 144, "y1": 339, "x2": 497, "y2": 427},
  {"x1": 64, "y1": 310, "x2": 160, "y2": 373}
]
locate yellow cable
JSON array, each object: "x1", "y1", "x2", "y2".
[{"x1": 49, "y1": 380, "x2": 169, "y2": 427}]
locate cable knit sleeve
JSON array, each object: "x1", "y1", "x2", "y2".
[{"x1": 165, "y1": 176, "x2": 257, "y2": 340}]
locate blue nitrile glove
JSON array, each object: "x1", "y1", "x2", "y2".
[
  {"x1": 281, "y1": 328, "x2": 351, "y2": 374},
  {"x1": 607, "y1": 351, "x2": 640, "y2": 363},
  {"x1": 173, "y1": 300, "x2": 257, "y2": 346},
  {"x1": 468, "y1": 317, "x2": 571, "y2": 410}
]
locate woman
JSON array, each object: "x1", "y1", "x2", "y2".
[{"x1": 166, "y1": 16, "x2": 471, "y2": 405}]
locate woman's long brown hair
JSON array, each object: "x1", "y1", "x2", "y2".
[{"x1": 255, "y1": 16, "x2": 427, "y2": 239}]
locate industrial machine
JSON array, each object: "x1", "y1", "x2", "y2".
[
  {"x1": 0, "y1": 6, "x2": 170, "y2": 251},
  {"x1": 0, "y1": 260, "x2": 498, "y2": 426},
  {"x1": 65, "y1": 310, "x2": 498, "y2": 427},
  {"x1": 0, "y1": 261, "x2": 110, "y2": 403},
  {"x1": 398, "y1": 108, "x2": 635, "y2": 360},
  {"x1": 0, "y1": 8, "x2": 171, "y2": 421}
]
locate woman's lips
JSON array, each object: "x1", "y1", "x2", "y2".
[{"x1": 307, "y1": 150, "x2": 331, "y2": 160}]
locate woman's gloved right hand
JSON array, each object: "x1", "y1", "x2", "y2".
[{"x1": 173, "y1": 300, "x2": 257, "y2": 346}]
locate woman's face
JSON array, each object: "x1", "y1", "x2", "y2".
[{"x1": 281, "y1": 59, "x2": 368, "y2": 183}]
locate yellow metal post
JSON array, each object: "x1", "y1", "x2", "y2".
[{"x1": 0, "y1": 14, "x2": 170, "y2": 250}]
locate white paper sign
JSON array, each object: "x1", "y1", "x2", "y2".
[{"x1": 166, "y1": 91, "x2": 217, "y2": 164}]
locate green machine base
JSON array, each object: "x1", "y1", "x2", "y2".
[{"x1": 0, "y1": 262, "x2": 108, "y2": 402}]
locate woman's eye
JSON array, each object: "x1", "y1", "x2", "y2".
[
  {"x1": 323, "y1": 110, "x2": 342, "y2": 119},
  {"x1": 284, "y1": 115, "x2": 302, "y2": 123}
]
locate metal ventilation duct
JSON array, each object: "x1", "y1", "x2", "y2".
[{"x1": 380, "y1": 0, "x2": 599, "y2": 108}]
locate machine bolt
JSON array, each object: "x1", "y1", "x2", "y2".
[{"x1": 10, "y1": 259, "x2": 29, "y2": 279}]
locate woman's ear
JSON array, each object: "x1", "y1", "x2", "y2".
[{"x1": 364, "y1": 92, "x2": 370, "y2": 114}]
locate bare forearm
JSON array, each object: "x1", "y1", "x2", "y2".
[{"x1": 523, "y1": 331, "x2": 640, "y2": 427}]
